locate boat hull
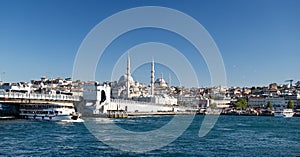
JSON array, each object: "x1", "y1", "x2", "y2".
[
  {"x1": 274, "y1": 109, "x2": 294, "y2": 118},
  {"x1": 20, "y1": 114, "x2": 82, "y2": 121},
  {"x1": 274, "y1": 113, "x2": 294, "y2": 118}
]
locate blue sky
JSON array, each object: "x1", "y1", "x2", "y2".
[{"x1": 1, "y1": 0, "x2": 300, "y2": 87}]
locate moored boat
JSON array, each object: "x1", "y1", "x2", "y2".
[
  {"x1": 19, "y1": 103, "x2": 83, "y2": 122},
  {"x1": 204, "y1": 108, "x2": 222, "y2": 115},
  {"x1": 107, "y1": 109, "x2": 128, "y2": 118},
  {"x1": 274, "y1": 108, "x2": 294, "y2": 118}
]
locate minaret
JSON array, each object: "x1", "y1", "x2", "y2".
[
  {"x1": 150, "y1": 57, "x2": 155, "y2": 96},
  {"x1": 127, "y1": 54, "x2": 131, "y2": 99}
]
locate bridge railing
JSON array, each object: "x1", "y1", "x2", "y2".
[
  {"x1": 0, "y1": 91, "x2": 80, "y2": 101},
  {"x1": 111, "y1": 99, "x2": 170, "y2": 107}
]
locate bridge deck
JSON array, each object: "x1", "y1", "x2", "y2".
[{"x1": 0, "y1": 91, "x2": 79, "y2": 104}]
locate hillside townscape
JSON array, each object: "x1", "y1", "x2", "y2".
[{"x1": 1, "y1": 76, "x2": 299, "y2": 116}]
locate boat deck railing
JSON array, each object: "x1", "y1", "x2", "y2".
[{"x1": 0, "y1": 91, "x2": 79, "y2": 101}]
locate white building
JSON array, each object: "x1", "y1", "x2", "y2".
[
  {"x1": 265, "y1": 97, "x2": 286, "y2": 108},
  {"x1": 248, "y1": 96, "x2": 292, "y2": 109},
  {"x1": 197, "y1": 97, "x2": 230, "y2": 108},
  {"x1": 82, "y1": 82, "x2": 111, "y2": 114},
  {"x1": 133, "y1": 94, "x2": 177, "y2": 105},
  {"x1": 81, "y1": 83, "x2": 178, "y2": 115},
  {"x1": 248, "y1": 96, "x2": 267, "y2": 108}
]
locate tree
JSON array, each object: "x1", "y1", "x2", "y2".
[
  {"x1": 75, "y1": 80, "x2": 81, "y2": 83},
  {"x1": 287, "y1": 100, "x2": 295, "y2": 109},
  {"x1": 235, "y1": 98, "x2": 248, "y2": 110},
  {"x1": 174, "y1": 87, "x2": 181, "y2": 94},
  {"x1": 209, "y1": 103, "x2": 217, "y2": 109},
  {"x1": 266, "y1": 101, "x2": 273, "y2": 110}
]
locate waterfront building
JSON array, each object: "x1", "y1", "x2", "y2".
[
  {"x1": 81, "y1": 82, "x2": 180, "y2": 115},
  {"x1": 248, "y1": 96, "x2": 267, "y2": 109},
  {"x1": 178, "y1": 95, "x2": 197, "y2": 106},
  {"x1": 198, "y1": 97, "x2": 209, "y2": 108},
  {"x1": 297, "y1": 99, "x2": 300, "y2": 109},
  {"x1": 82, "y1": 82, "x2": 111, "y2": 114},
  {"x1": 196, "y1": 97, "x2": 230, "y2": 109},
  {"x1": 283, "y1": 93, "x2": 300, "y2": 109},
  {"x1": 265, "y1": 97, "x2": 286, "y2": 109},
  {"x1": 210, "y1": 99, "x2": 231, "y2": 108},
  {"x1": 248, "y1": 96, "x2": 289, "y2": 109},
  {"x1": 133, "y1": 94, "x2": 177, "y2": 106}
]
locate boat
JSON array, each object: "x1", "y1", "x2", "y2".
[
  {"x1": 19, "y1": 103, "x2": 83, "y2": 122},
  {"x1": 107, "y1": 109, "x2": 128, "y2": 118},
  {"x1": 204, "y1": 108, "x2": 222, "y2": 115},
  {"x1": 274, "y1": 108, "x2": 294, "y2": 118}
]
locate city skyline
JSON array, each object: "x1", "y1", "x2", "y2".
[{"x1": 1, "y1": 0, "x2": 300, "y2": 87}]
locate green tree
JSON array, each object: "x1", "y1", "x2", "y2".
[
  {"x1": 209, "y1": 103, "x2": 217, "y2": 109},
  {"x1": 75, "y1": 80, "x2": 81, "y2": 83},
  {"x1": 287, "y1": 100, "x2": 295, "y2": 109},
  {"x1": 235, "y1": 98, "x2": 248, "y2": 110},
  {"x1": 266, "y1": 101, "x2": 273, "y2": 109}
]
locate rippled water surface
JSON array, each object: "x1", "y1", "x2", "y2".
[{"x1": 0, "y1": 116, "x2": 299, "y2": 156}]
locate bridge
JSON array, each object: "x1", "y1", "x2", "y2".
[{"x1": 0, "y1": 91, "x2": 80, "y2": 104}]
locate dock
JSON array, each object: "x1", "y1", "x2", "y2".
[{"x1": 128, "y1": 111, "x2": 195, "y2": 116}]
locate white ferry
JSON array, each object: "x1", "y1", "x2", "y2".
[
  {"x1": 19, "y1": 103, "x2": 83, "y2": 122},
  {"x1": 274, "y1": 109, "x2": 294, "y2": 118}
]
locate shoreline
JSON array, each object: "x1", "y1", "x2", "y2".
[{"x1": 1, "y1": 110, "x2": 300, "y2": 120}]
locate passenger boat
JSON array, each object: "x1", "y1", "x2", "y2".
[
  {"x1": 274, "y1": 108, "x2": 294, "y2": 118},
  {"x1": 204, "y1": 108, "x2": 222, "y2": 115},
  {"x1": 19, "y1": 103, "x2": 83, "y2": 122},
  {"x1": 107, "y1": 109, "x2": 128, "y2": 118}
]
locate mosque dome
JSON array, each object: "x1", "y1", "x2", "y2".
[
  {"x1": 154, "y1": 77, "x2": 168, "y2": 88},
  {"x1": 118, "y1": 75, "x2": 134, "y2": 86}
]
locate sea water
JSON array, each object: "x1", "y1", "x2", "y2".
[{"x1": 0, "y1": 116, "x2": 299, "y2": 156}]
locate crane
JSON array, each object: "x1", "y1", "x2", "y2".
[{"x1": 285, "y1": 79, "x2": 294, "y2": 91}]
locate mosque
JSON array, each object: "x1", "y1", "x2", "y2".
[
  {"x1": 80, "y1": 56, "x2": 178, "y2": 116},
  {"x1": 111, "y1": 56, "x2": 177, "y2": 105}
]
